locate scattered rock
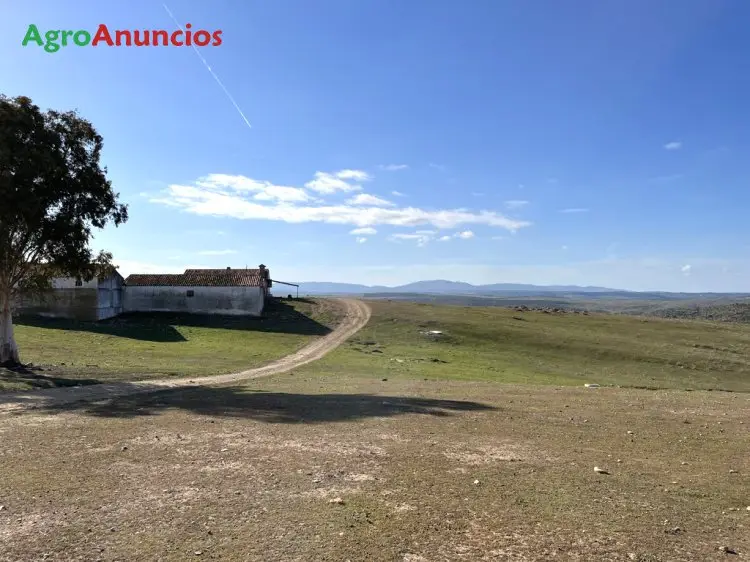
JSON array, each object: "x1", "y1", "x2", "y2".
[
  {"x1": 681, "y1": 462, "x2": 689, "y2": 466},
  {"x1": 473, "y1": 479, "x2": 480, "y2": 485},
  {"x1": 627, "y1": 430, "x2": 634, "y2": 435},
  {"x1": 382, "y1": 378, "x2": 388, "y2": 382},
  {"x1": 729, "y1": 469, "x2": 738, "y2": 474},
  {"x1": 719, "y1": 546, "x2": 737, "y2": 555},
  {"x1": 220, "y1": 448, "x2": 228, "y2": 452},
  {"x1": 584, "y1": 383, "x2": 599, "y2": 388},
  {"x1": 329, "y1": 497, "x2": 345, "y2": 505},
  {"x1": 0, "y1": 505, "x2": 5, "y2": 511},
  {"x1": 665, "y1": 526, "x2": 683, "y2": 535},
  {"x1": 194, "y1": 551, "x2": 203, "y2": 556},
  {"x1": 594, "y1": 466, "x2": 609, "y2": 474},
  {"x1": 120, "y1": 446, "x2": 128, "y2": 452}
]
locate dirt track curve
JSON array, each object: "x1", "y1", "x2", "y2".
[{"x1": 0, "y1": 298, "x2": 370, "y2": 414}]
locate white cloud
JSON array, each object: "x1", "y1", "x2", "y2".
[
  {"x1": 197, "y1": 174, "x2": 312, "y2": 203},
  {"x1": 197, "y1": 249, "x2": 238, "y2": 256},
  {"x1": 350, "y1": 227, "x2": 377, "y2": 235},
  {"x1": 336, "y1": 169, "x2": 371, "y2": 181},
  {"x1": 356, "y1": 237, "x2": 368, "y2": 244},
  {"x1": 390, "y1": 233, "x2": 432, "y2": 247},
  {"x1": 304, "y1": 169, "x2": 370, "y2": 194},
  {"x1": 681, "y1": 264, "x2": 692, "y2": 275},
  {"x1": 152, "y1": 175, "x2": 531, "y2": 232},
  {"x1": 505, "y1": 200, "x2": 529, "y2": 209},
  {"x1": 438, "y1": 230, "x2": 475, "y2": 241},
  {"x1": 380, "y1": 164, "x2": 409, "y2": 171},
  {"x1": 346, "y1": 193, "x2": 395, "y2": 207},
  {"x1": 559, "y1": 208, "x2": 589, "y2": 213},
  {"x1": 391, "y1": 190, "x2": 406, "y2": 197},
  {"x1": 664, "y1": 141, "x2": 682, "y2": 150}
]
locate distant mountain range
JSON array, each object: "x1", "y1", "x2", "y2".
[
  {"x1": 291, "y1": 280, "x2": 616, "y2": 295},
  {"x1": 285, "y1": 280, "x2": 750, "y2": 300}
]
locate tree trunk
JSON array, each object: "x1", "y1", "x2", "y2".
[{"x1": 0, "y1": 290, "x2": 20, "y2": 366}]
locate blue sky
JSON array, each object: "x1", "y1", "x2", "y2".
[{"x1": 3, "y1": 0, "x2": 750, "y2": 291}]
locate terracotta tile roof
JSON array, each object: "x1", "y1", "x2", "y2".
[
  {"x1": 124, "y1": 274, "x2": 189, "y2": 287},
  {"x1": 125, "y1": 269, "x2": 268, "y2": 287}
]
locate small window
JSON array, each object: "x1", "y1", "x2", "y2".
[
  {"x1": 75, "y1": 278, "x2": 82, "y2": 287},
  {"x1": 186, "y1": 290, "x2": 195, "y2": 297}
]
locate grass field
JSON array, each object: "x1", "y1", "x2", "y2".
[
  {"x1": 1, "y1": 298, "x2": 339, "y2": 391},
  {"x1": 303, "y1": 300, "x2": 750, "y2": 392},
  {"x1": 1, "y1": 299, "x2": 749, "y2": 561}
]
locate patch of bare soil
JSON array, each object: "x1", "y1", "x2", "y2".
[{"x1": 0, "y1": 378, "x2": 747, "y2": 561}]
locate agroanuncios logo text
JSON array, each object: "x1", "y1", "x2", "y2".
[{"x1": 22, "y1": 23, "x2": 223, "y2": 53}]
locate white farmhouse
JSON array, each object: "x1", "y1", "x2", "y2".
[
  {"x1": 15, "y1": 269, "x2": 125, "y2": 321},
  {"x1": 123, "y1": 265, "x2": 272, "y2": 316}
]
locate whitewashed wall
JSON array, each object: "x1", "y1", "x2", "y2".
[
  {"x1": 123, "y1": 286, "x2": 265, "y2": 316},
  {"x1": 16, "y1": 273, "x2": 123, "y2": 321}
]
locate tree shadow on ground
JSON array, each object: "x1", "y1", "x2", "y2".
[
  {"x1": 0, "y1": 364, "x2": 101, "y2": 389},
  {"x1": 14, "y1": 300, "x2": 332, "y2": 343},
  {"x1": 42, "y1": 386, "x2": 496, "y2": 423}
]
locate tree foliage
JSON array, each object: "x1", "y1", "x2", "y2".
[{"x1": 0, "y1": 94, "x2": 128, "y2": 364}]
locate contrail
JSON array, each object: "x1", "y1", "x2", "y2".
[{"x1": 162, "y1": 3, "x2": 252, "y2": 130}]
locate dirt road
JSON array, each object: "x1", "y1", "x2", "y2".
[{"x1": 0, "y1": 298, "x2": 370, "y2": 414}]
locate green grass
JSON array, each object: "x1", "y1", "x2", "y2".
[
  {"x1": 1, "y1": 298, "x2": 337, "y2": 391},
  {"x1": 301, "y1": 300, "x2": 750, "y2": 391}
]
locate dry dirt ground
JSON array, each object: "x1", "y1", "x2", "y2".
[{"x1": 1, "y1": 375, "x2": 748, "y2": 561}]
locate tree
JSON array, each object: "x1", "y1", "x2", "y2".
[{"x1": 0, "y1": 95, "x2": 127, "y2": 365}]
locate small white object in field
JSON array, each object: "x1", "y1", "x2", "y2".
[
  {"x1": 627, "y1": 430, "x2": 634, "y2": 435},
  {"x1": 746, "y1": 506, "x2": 750, "y2": 511},
  {"x1": 329, "y1": 497, "x2": 345, "y2": 505},
  {"x1": 220, "y1": 448, "x2": 228, "y2": 452},
  {"x1": 594, "y1": 466, "x2": 609, "y2": 474},
  {"x1": 616, "y1": 459, "x2": 622, "y2": 463},
  {"x1": 473, "y1": 479, "x2": 480, "y2": 485},
  {"x1": 584, "y1": 383, "x2": 599, "y2": 388},
  {"x1": 729, "y1": 469, "x2": 738, "y2": 474}
]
